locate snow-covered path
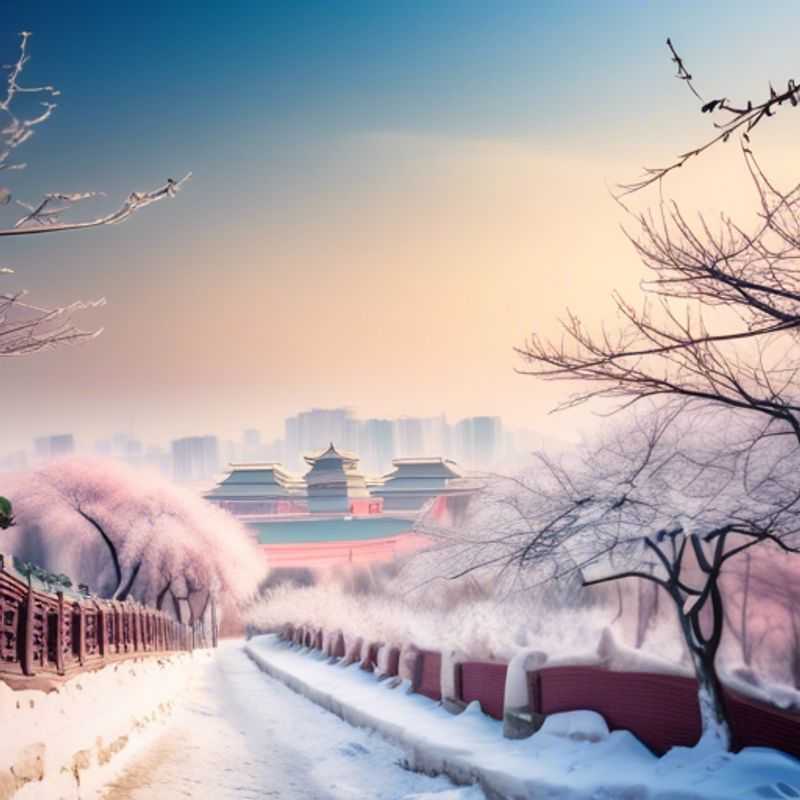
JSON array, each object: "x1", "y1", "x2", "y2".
[{"x1": 100, "y1": 641, "x2": 482, "y2": 800}]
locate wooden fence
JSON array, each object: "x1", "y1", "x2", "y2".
[{"x1": 0, "y1": 553, "x2": 204, "y2": 684}]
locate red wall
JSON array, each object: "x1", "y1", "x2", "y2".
[
  {"x1": 458, "y1": 661, "x2": 508, "y2": 720},
  {"x1": 727, "y1": 690, "x2": 800, "y2": 759},
  {"x1": 416, "y1": 650, "x2": 442, "y2": 701},
  {"x1": 531, "y1": 667, "x2": 702, "y2": 754}
]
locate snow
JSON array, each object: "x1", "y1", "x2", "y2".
[
  {"x1": 99, "y1": 640, "x2": 481, "y2": 800},
  {"x1": 0, "y1": 651, "x2": 203, "y2": 800},
  {"x1": 504, "y1": 649, "x2": 547, "y2": 710},
  {"x1": 539, "y1": 710, "x2": 609, "y2": 742},
  {"x1": 440, "y1": 648, "x2": 469, "y2": 703},
  {"x1": 247, "y1": 634, "x2": 800, "y2": 800}
]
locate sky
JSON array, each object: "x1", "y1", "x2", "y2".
[{"x1": 1, "y1": 1, "x2": 798, "y2": 451}]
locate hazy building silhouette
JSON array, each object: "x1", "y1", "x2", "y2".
[
  {"x1": 454, "y1": 416, "x2": 502, "y2": 469},
  {"x1": 395, "y1": 417, "x2": 424, "y2": 458},
  {"x1": 360, "y1": 418, "x2": 395, "y2": 475},
  {"x1": 34, "y1": 434, "x2": 75, "y2": 460},
  {"x1": 171, "y1": 435, "x2": 219, "y2": 482},
  {"x1": 283, "y1": 408, "x2": 356, "y2": 469}
]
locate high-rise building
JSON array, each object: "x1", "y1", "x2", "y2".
[
  {"x1": 144, "y1": 445, "x2": 172, "y2": 477},
  {"x1": 395, "y1": 417, "x2": 424, "y2": 458},
  {"x1": 171, "y1": 435, "x2": 219, "y2": 482},
  {"x1": 421, "y1": 415, "x2": 451, "y2": 458},
  {"x1": 284, "y1": 408, "x2": 356, "y2": 468},
  {"x1": 360, "y1": 418, "x2": 395, "y2": 475},
  {"x1": 454, "y1": 416, "x2": 502, "y2": 469},
  {"x1": 34, "y1": 434, "x2": 75, "y2": 460}
]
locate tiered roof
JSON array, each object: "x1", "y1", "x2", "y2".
[
  {"x1": 205, "y1": 452, "x2": 476, "y2": 515},
  {"x1": 204, "y1": 463, "x2": 304, "y2": 500},
  {"x1": 303, "y1": 443, "x2": 370, "y2": 510}
]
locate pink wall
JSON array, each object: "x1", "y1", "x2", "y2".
[{"x1": 261, "y1": 533, "x2": 430, "y2": 568}]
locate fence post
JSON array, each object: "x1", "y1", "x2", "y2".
[
  {"x1": 78, "y1": 604, "x2": 87, "y2": 666},
  {"x1": 114, "y1": 603, "x2": 121, "y2": 654},
  {"x1": 96, "y1": 601, "x2": 105, "y2": 658},
  {"x1": 56, "y1": 591, "x2": 65, "y2": 675},
  {"x1": 22, "y1": 580, "x2": 35, "y2": 677}
]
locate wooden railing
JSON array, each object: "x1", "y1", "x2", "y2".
[{"x1": 0, "y1": 553, "x2": 204, "y2": 683}]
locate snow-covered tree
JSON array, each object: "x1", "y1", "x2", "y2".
[
  {"x1": 4, "y1": 457, "x2": 265, "y2": 624},
  {"x1": 415, "y1": 406, "x2": 800, "y2": 750}
]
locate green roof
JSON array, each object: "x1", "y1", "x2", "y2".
[{"x1": 249, "y1": 515, "x2": 412, "y2": 544}]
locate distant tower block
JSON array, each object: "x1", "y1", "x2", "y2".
[{"x1": 303, "y1": 442, "x2": 373, "y2": 514}]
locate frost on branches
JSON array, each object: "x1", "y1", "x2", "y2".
[{"x1": 0, "y1": 31, "x2": 189, "y2": 357}]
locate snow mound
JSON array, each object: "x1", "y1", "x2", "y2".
[
  {"x1": 596, "y1": 627, "x2": 692, "y2": 676},
  {"x1": 538, "y1": 710, "x2": 610, "y2": 742}
]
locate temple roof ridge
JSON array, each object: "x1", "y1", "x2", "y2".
[{"x1": 303, "y1": 441, "x2": 359, "y2": 466}]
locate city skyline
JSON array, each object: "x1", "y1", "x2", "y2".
[{"x1": 1, "y1": 405, "x2": 560, "y2": 479}]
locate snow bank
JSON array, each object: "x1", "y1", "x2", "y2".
[
  {"x1": 246, "y1": 635, "x2": 800, "y2": 800},
  {"x1": 0, "y1": 651, "x2": 205, "y2": 800}
]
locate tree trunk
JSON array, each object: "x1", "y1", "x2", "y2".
[
  {"x1": 740, "y1": 552, "x2": 752, "y2": 666},
  {"x1": 156, "y1": 579, "x2": 171, "y2": 611},
  {"x1": 76, "y1": 509, "x2": 123, "y2": 596},
  {"x1": 635, "y1": 580, "x2": 658, "y2": 649},
  {"x1": 170, "y1": 590, "x2": 184, "y2": 624},
  {"x1": 676, "y1": 608, "x2": 731, "y2": 750},
  {"x1": 116, "y1": 561, "x2": 142, "y2": 602}
]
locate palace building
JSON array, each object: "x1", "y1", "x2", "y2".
[{"x1": 204, "y1": 443, "x2": 476, "y2": 568}]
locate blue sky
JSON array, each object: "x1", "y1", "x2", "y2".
[{"x1": 1, "y1": 2, "x2": 798, "y2": 450}]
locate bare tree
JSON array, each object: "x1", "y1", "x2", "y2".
[
  {"x1": 623, "y1": 39, "x2": 800, "y2": 193},
  {"x1": 0, "y1": 31, "x2": 189, "y2": 356},
  {"x1": 521, "y1": 146, "x2": 800, "y2": 443},
  {"x1": 416, "y1": 408, "x2": 800, "y2": 749}
]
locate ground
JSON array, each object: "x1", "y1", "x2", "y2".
[{"x1": 99, "y1": 641, "x2": 482, "y2": 800}]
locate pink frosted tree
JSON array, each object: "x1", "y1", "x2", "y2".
[{"x1": 5, "y1": 457, "x2": 265, "y2": 624}]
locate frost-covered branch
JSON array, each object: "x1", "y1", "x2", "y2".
[
  {"x1": 0, "y1": 31, "x2": 190, "y2": 356},
  {"x1": 0, "y1": 31, "x2": 58, "y2": 174},
  {"x1": 1, "y1": 174, "x2": 191, "y2": 236},
  {"x1": 0, "y1": 290, "x2": 103, "y2": 356}
]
